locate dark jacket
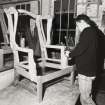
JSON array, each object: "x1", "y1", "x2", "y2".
[{"x1": 69, "y1": 27, "x2": 98, "y2": 77}]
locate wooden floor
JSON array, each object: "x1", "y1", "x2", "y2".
[{"x1": 0, "y1": 79, "x2": 79, "y2": 105}]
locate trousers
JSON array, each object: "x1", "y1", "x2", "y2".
[{"x1": 78, "y1": 74, "x2": 96, "y2": 105}]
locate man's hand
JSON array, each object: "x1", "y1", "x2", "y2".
[{"x1": 64, "y1": 50, "x2": 70, "y2": 57}]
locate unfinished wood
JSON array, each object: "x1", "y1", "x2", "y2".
[
  {"x1": 0, "y1": 0, "x2": 35, "y2": 5},
  {"x1": 4, "y1": 7, "x2": 74, "y2": 103}
]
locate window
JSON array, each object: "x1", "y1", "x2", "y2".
[
  {"x1": 16, "y1": 3, "x2": 30, "y2": 11},
  {"x1": 51, "y1": 0, "x2": 76, "y2": 46}
]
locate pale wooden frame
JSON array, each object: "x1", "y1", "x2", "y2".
[{"x1": 4, "y1": 7, "x2": 74, "y2": 103}]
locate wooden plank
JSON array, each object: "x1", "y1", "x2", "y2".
[
  {"x1": 0, "y1": 0, "x2": 35, "y2": 5},
  {"x1": 42, "y1": 66, "x2": 73, "y2": 83}
]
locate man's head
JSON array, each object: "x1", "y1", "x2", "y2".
[
  {"x1": 75, "y1": 14, "x2": 98, "y2": 32},
  {"x1": 75, "y1": 14, "x2": 91, "y2": 32}
]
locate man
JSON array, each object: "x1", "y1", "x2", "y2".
[{"x1": 65, "y1": 14, "x2": 99, "y2": 105}]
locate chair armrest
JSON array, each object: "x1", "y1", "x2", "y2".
[
  {"x1": 45, "y1": 45, "x2": 66, "y2": 49},
  {"x1": 45, "y1": 45, "x2": 75, "y2": 50},
  {"x1": 15, "y1": 47, "x2": 35, "y2": 68},
  {"x1": 16, "y1": 47, "x2": 33, "y2": 54},
  {"x1": 45, "y1": 45, "x2": 66, "y2": 60}
]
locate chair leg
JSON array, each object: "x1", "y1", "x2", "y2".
[
  {"x1": 37, "y1": 76, "x2": 43, "y2": 103},
  {"x1": 70, "y1": 71, "x2": 75, "y2": 85},
  {"x1": 13, "y1": 70, "x2": 20, "y2": 86},
  {"x1": 70, "y1": 65, "x2": 76, "y2": 85}
]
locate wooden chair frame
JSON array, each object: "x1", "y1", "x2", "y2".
[
  {"x1": 4, "y1": 7, "x2": 74, "y2": 103},
  {"x1": 0, "y1": 8, "x2": 13, "y2": 68}
]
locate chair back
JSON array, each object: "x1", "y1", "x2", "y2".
[
  {"x1": 4, "y1": 7, "x2": 18, "y2": 50},
  {"x1": 0, "y1": 8, "x2": 9, "y2": 45},
  {"x1": 4, "y1": 7, "x2": 53, "y2": 80}
]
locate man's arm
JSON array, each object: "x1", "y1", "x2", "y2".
[{"x1": 69, "y1": 28, "x2": 95, "y2": 57}]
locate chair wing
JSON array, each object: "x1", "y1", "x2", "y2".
[{"x1": 4, "y1": 7, "x2": 37, "y2": 80}]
